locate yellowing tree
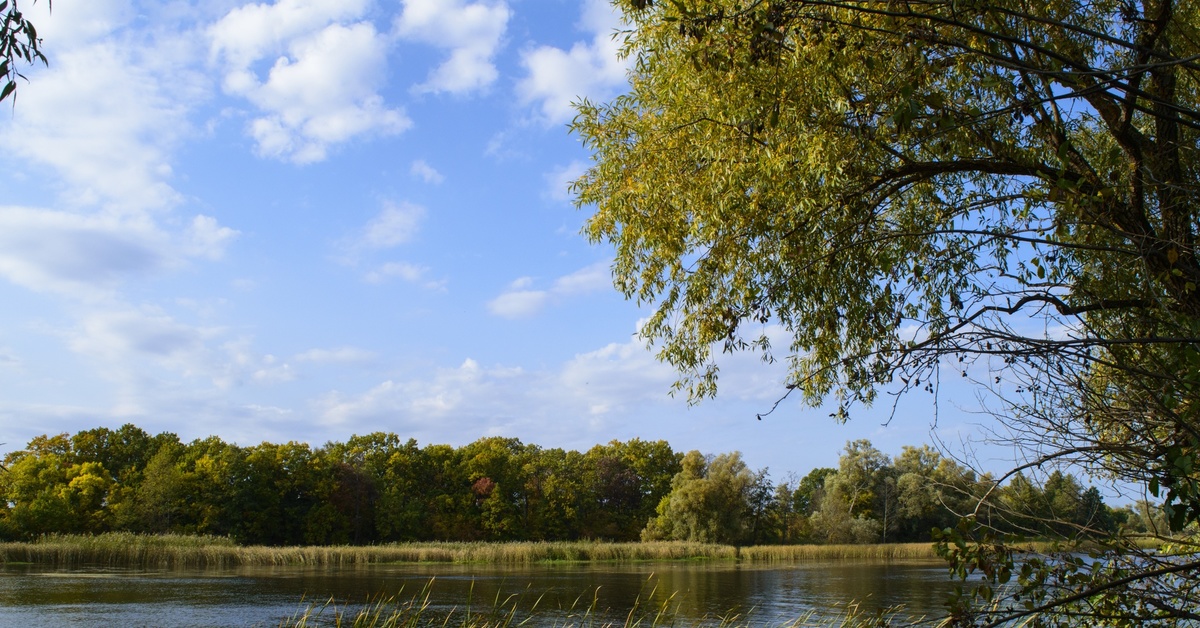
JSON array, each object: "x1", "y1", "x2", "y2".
[{"x1": 573, "y1": 0, "x2": 1200, "y2": 622}]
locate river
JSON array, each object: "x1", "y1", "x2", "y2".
[{"x1": 0, "y1": 560, "x2": 960, "y2": 626}]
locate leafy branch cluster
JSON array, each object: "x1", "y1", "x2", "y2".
[{"x1": 0, "y1": 0, "x2": 45, "y2": 103}]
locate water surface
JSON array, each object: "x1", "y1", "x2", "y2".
[{"x1": 0, "y1": 560, "x2": 959, "y2": 626}]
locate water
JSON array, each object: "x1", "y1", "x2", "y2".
[{"x1": 0, "y1": 560, "x2": 959, "y2": 626}]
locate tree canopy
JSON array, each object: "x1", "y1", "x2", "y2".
[{"x1": 572, "y1": 0, "x2": 1200, "y2": 622}]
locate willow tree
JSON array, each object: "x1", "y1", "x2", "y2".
[
  {"x1": 1, "y1": 0, "x2": 46, "y2": 104},
  {"x1": 572, "y1": 0, "x2": 1200, "y2": 622}
]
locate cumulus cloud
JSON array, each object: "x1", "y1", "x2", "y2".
[
  {"x1": 67, "y1": 307, "x2": 220, "y2": 369},
  {"x1": 516, "y1": 0, "x2": 630, "y2": 124},
  {"x1": 394, "y1": 0, "x2": 511, "y2": 95},
  {"x1": 22, "y1": 0, "x2": 136, "y2": 46},
  {"x1": 2, "y1": 40, "x2": 200, "y2": 212},
  {"x1": 0, "y1": 207, "x2": 239, "y2": 299},
  {"x1": 305, "y1": 332, "x2": 696, "y2": 444},
  {"x1": 410, "y1": 159, "x2": 445, "y2": 184},
  {"x1": 557, "y1": 338, "x2": 678, "y2": 415},
  {"x1": 210, "y1": 0, "x2": 409, "y2": 163},
  {"x1": 186, "y1": 215, "x2": 241, "y2": 260},
  {"x1": 487, "y1": 261, "x2": 611, "y2": 318},
  {"x1": 208, "y1": 0, "x2": 371, "y2": 68},
  {"x1": 315, "y1": 358, "x2": 525, "y2": 426}
]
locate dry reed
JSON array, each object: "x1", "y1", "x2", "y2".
[
  {"x1": 0, "y1": 533, "x2": 952, "y2": 569},
  {"x1": 279, "y1": 578, "x2": 902, "y2": 628}
]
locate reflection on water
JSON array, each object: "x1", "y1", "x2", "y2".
[{"x1": 0, "y1": 560, "x2": 958, "y2": 627}]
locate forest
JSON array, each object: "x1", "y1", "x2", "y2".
[{"x1": 0, "y1": 424, "x2": 1147, "y2": 547}]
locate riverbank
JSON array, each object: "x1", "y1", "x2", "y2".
[{"x1": 0, "y1": 533, "x2": 948, "y2": 568}]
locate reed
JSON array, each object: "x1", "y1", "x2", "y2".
[
  {"x1": 0, "y1": 533, "x2": 955, "y2": 568},
  {"x1": 736, "y1": 543, "x2": 942, "y2": 561},
  {"x1": 279, "y1": 579, "x2": 910, "y2": 628}
]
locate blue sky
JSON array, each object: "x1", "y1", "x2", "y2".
[{"x1": 0, "y1": 0, "x2": 1003, "y2": 478}]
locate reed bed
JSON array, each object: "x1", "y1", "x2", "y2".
[
  {"x1": 280, "y1": 580, "x2": 906, "y2": 628},
  {"x1": 0, "y1": 533, "x2": 957, "y2": 569},
  {"x1": 737, "y1": 543, "x2": 942, "y2": 562}
]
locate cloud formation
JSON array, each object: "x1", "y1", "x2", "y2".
[
  {"x1": 210, "y1": 0, "x2": 409, "y2": 163},
  {"x1": 364, "y1": 261, "x2": 436, "y2": 286},
  {"x1": 295, "y1": 347, "x2": 375, "y2": 364},
  {"x1": 516, "y1": 0, "x2": 630, "y2": 124},
  {"x1": 315, "y1": 358, "x2": 526, "y2": 428},
  {"x1": 2, "y1": 40, "x2": 198, "y2": 212},
  {"x1": 361, "y1": 201, "x2": 426, "y2": 249},
  {"x1": 410, "y1": 159, "x2": 445, "y2": 184},
  {"x1": 395, "y1": 0, "x2": 511, "y2": 95},
  {"x1": 487, "y1": 261, "x2": 611, "y2": 318},
  {"x1": 0, "y1": 207, "x2": 238, "y2": 299}
]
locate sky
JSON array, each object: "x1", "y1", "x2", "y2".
[{"x1": 0, "y1": 0, "x2": 1011, "y2": 479}]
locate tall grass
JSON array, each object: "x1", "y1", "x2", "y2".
[
  {"x1": 0, "y1": 533, "x2": 949, "y2": 568},
  {"x1": 736, "y1": 543, "x2": 941, "y2": 562},
  {"x1": 279, "y1": 578, "x2": 912, "y2": 628}
]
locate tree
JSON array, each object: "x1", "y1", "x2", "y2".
[
  {"x1": 642, "y1": 450, "x2": 757, "y2": 543},
  {"x1": 1, "y1": 0, "x2": 45, "y2": 104},
  {"x1": 811, "y1": 440, "x2": 891, "y2": 544},
  {"x1": 572, "y1": 0, "x2": 1200, "y2": 622},
  {"x1": 893, "y1": 445, "x2": 983, "y2": 541},
  {"x1": 129, "y1": 442, "x2": 184, "y2": 533}
]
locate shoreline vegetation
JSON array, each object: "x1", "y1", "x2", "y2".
[{"x1": 0, "y1": 533, "x2": 959, "y2": 568}]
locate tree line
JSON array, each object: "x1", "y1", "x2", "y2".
[{"x1": 0, "y1": 425, "x2": 1148, "y2": 546}]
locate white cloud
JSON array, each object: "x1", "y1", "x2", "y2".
[
  {"x1": 364, "y1": 261, "x2": 436, "y2": 285},
  {"x1": 295, "y1": 347, "x2": 375, "y2": 364},
  {"x1": 186, "y1": 215, "x2": 241, "y2": 260},
  {"x1": 545, "y1": 160, "x2": 587, "y2": 202},
  {"x1": 334, "y1": 201, "x2": 438, "y2": 281},
  {"x1": 316, "y1": 358, "x2": 525, "y2": 426},
  {"x1": 305, "y1": 333, "x2": 691, "y2": 446},
  {"x1": 2, "y1": 40, "x2": 201, "y2": 212},
  {"x1": 0, "y1": 208, "x2": 163, "y2": 297},
  {"x1": 410, "y1": 159, "x2": 445, "y2": 184},
  {"x1": 487, "y1": 289, "x2": 549, "y2": 318},
  {"x1": 25, "y1": 0, "x2": 136, "y2": 47},
  {"x1": 253, "y1": 355, "x2": 296, "y2": 383},
  {"x1": 558, "y1": 338, "x2": 678, "y2": 413},
  {"x1": 487, "y1": 261, "x2": 611, "y2": 318},
  {"x1": 394, "y1": 0, "x2": 511, "y2": 95},
  {"x1": 208, "y1": 0, "x2": 372, "y2": 69},
  {"x1": 362, "y1": 201, "x2": 426, "y2": 248},
  {"x1": 552, "y1": 261, "x2": 611, "y2": 295},
  {"x1": 210, "y1": 2, "x2": 409, "y2": 163},
  {"x1": 67, "y1": 307, "x2": 220, "y2": 368},
  {"x1": 0, "y1": 206, "x2": 239, "y2": 299},
  {"x1": 516, "y1": 0, "x2": 630, "y2": 124}
]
